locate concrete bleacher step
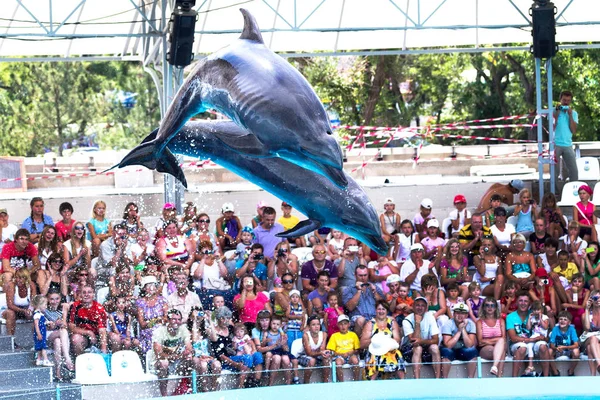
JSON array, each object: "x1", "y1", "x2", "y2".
[
  {"x1": 0, "y1": 365, "x2": 53, "y2": 387},
  {"x1": 0, "y1": 335, "x2": 14, "y2": 352},
  {"x1": 0, "y1": 350, "x2": 36, "y2": 370},
  {"x1": 0, "y1": 383, "x2": 81, "y2": 400}
]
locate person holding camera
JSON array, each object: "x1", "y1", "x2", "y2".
[
  {"x1": 529, "y1": 268, "x2": 558, "y2": 325},
  {"x1": 341, "y1": 264, "x2": 384, "y2": 337},
  {"x1": 337, "y1": 237, "x2": 368, "y2": 289},
  {"x1": 234, "y1": 243, "x2": 268, "y2": 292},
  {"x1": 233, "y1": 274, "x2": 272, "y2": 332},
  {"x1": 553, "y1": 90, "x2": 579, "y2": 182}
]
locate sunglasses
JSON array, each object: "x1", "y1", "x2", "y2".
[
  {"x1": 199, "y1": 219, "x2": 210, "y2": 223},
  {"x1": 314, "y1": 250, "x2": 326, "y2": 255},
  {"x1": 484, "y1": 303, "x2": 497, "y2": 308},
  {"x1": 79, "y1": 273, "x2": 89, "y2": 277},
  {"x1": 282, "y1": 279, "x2": 294, "y2": 284},
  {"x1": 51, "y1": 260, "x2": 64, "y2": 265},
  {"x1": 202, "y1": 250, "x2": 214, "y2": 255},
  {"x1": 74, "y1": 226, "x2": 85, "y2": 231}
]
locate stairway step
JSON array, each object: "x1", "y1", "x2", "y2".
[
  {"x1": 0, "y1": 366, "x2": 53, "y2": 387},
  {"x1": 0, "y1": 350, "x2": 36, "y2": 370},
  {"x1": 0, "y1": 382, "x2": 81, "y2": 400},
  {"x1": 0, "y1": 335, "x2": 14, "y2": 351}
]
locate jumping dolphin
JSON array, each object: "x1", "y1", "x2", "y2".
[
  {"x1": 120, "y1": 121, "x2": 387, "y2": 255},
  {"x1": 135, "y1": 8, "x2": 346, "y2": 189}
]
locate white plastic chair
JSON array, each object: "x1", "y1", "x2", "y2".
[
  {"x1": 507, "y1": 216, "x2": 518, "y2": 227},
  {"x1": 576, "y1": 157, "x2": 600, "y2": 180},
  {"x1": 111, "y1": 350, "x2": 152, "y2": 382},
  {"x1": 441, "y1": 217, "x2": 452, "y2": 238},
  {"x1": 592, "y1": 182, "x2": 600, "y2": 204},
  {"x1": 74, "y1": 353, "x2": 111, "y2": 384},
  {"x1": 292, "y1": 247, "x2": 313, "y2": 264},
  {"x1": 96, "y1": 286, "x2": 109, "y2": 305},
  {"x1": 557, "y1": 181, "x2": 586, "y2": 207}
]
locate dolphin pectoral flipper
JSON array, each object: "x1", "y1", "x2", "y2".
[{"x1": 276, "y1": 219, "x2": 321, "y2": 238}]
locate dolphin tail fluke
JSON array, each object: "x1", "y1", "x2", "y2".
[
  {"x1": 115, "y1": 140, "x2": 188, "y2": 188},
  {"x1": 277, "y1": 219, "x2": 321, "y2": 239}
]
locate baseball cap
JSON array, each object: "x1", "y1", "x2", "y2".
[
  {"x1": 509, "y1": 179, "x2": 525, "y2": 191},
  {"x1": 384, "y1": 197, "x2": 394, "y2": 205},
  {"x1": 0, "y1": 208, "x2": 7, "y2": 215},
  {"x1": 420, "y1": 198, "x2": 433, "y2": 209},
  {"x1": 453, "y1": 194, "x2": 467, "y2": 204},
  {"x1": 222, "y1": 202, "x2": 235, "y2": 213},
  {"x1": 414, "y1": 296, "x2": 428, "y2": 306},
  {"x1": 535, "y1": 268, "x2": 549, "y2": 278},
  {"x1": 410, "y1": 243, "x2": 424, "y2": 252},
  {"x1": 337, "y1": 314, "x2": 350, "y2": 323},
  {"x1": 386, "y1": 274, "x2": 401, "y2": 284},
  {"x1": 452, "y1": 302, "x2": 469, "y2": 313},
  {"x1": 163, "y1": 202, "x2": 175, "y2": 210},
  {"x1": 281, "y1": 201, "x2": 292, "y2": 208},
  {"x1": 289, "y1": 289, "x2": 301, "y2": 297},
  {"x1": 257, "y1": 200, "x2": 268, "y2": 209},
  {"x1": 427, "y1": 219, "x2": 439, "y2": 228},
  {"x1": 141, "y1": 275, "x2": 158, "y2": 287}
]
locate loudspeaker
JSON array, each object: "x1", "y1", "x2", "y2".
[
  {"x1": 167, "y1": 8, "x2": 198, "y2": 67},
  {"x1": 531, "y1": 1, "x2": 557, "y2": 59}
]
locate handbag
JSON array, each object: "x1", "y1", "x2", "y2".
[{"x1": 579, "y1": 330, "x2": 600, "y2": 343}]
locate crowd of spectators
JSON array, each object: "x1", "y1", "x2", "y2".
[{"x1": 0, "y1": 180, "x2": 599, "y2": 393}]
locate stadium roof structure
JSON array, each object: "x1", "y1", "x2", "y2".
[{"x1": 0, "y1": 0, "x2": 599, "y2": 63}]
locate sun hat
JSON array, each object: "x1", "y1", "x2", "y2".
[
  {"x1": 141, "y1": 275, "x2": 158, "y2": 287},
  {"x1": 410, "y1": 243, "x2": 424, "y2": 252},
  {"x1": 427, "y1": 219, "x2": 439, "y2": 228},
  {"x1": 368, "y1": 332, "x2": 399, "y2": 356},
  {"x1": 337, "y1": 314, "x2": 350, "y2": 323},
  {"x1": 386, "y1": 274, "x2": 401, "y2": 284},
  {"x1": 420, "y1": 198, "x2": 433, "y2": 209},
  {"x1": 453, "y1": 194, "x2": 467, "y2": 204},
  {"x1": 452, "y1": 302, "x2": 469, "y2": 313},
  {"x1": 289, "y1": 289, "x2": 301, "y2": 297},
  {"x1": 163, "y1": 203, "x2": 175, "y2": 210}
]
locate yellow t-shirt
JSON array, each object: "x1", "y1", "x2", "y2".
[
  {"x1": 278, "y1": 215, "x2": 300, "y2": 231},
  {"x1": 326, "y1": 331, "x2": 359, "y2": 355},
  {"x1": 553, "y1": 262, "x2": 579, "y2": 282}
]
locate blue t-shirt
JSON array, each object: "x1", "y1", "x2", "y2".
[
  {"x1": 506, "y1": 311, "x2": 531, "y2": 341},
  {"x1": 549, "y1": 325, "x2": 578, "y2": 347},
  {"x1": 21, "y1": 215, "x2": 54, "y2": 235},
  {"x1": 555, "y1": 109, "x2": 578, "y2": 147}
]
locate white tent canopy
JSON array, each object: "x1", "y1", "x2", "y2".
[{"x1": 0, "y1": 0, "x2": 598, "y2": 61}]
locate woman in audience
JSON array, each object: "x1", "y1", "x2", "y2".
[
  {"x1": 136, "y1": 275, "x2": 168, "y2": 353},
  {"x1": 45, "y1": 289, "x2": 74, "y2": 381},
  {"x1": 106, "y1": 261, "x2": 136, "y2": 313},
  {"x1": 128, "y1": 228, "x2": 155, "y2": 269},
  {"x1": 505, "y1": 234, "x2": 536, "y2": 289},
  {"x1": 62, "y1": 222, "x2": 93, "y2": 277},
  {"x1": 234, "y1": 274, "x2": 272, "y2": 332},
  {"x1": 268, "y1": 241, "x2": 299, "y2": 290},
  {"x1": 438, "y1": 239, "x2": 469, "y2": 299},
  {"x1": 21, "y1": 197, "x2": 54, "y2": 244},
  {"x1": 1, "y1": 268, "x2": 36, "y2": 336},
  {"x1": 582, "y1": 241, "x2": 600, "y2": 291},
  {"x1": 192, "y1": 213, "x2": 219, "y2": 251},
  {"x1": 273, "y1": 272, "x2": 295, "y2": 318},
  {"x1": 36, "y1": 225, "x2": 62, "y2": 270},
  {"x1": 154, "y1": 203, "x2": 177, "y2": 240},
  {"x1": 473, "y1": 236, "x2": 504, "y2": 300},
  {"x1": 121, "y1": 202, "x2": 143, "y2": 244},
  {"x1": 156, "y1": 219, "x2": 195, "y2": 274},
  {"x1": 193, "y1": 240, "x2": 233, "y2": 309},
  {"x1": 139, "y1": 256, "x2": 166, "y2": 292},
  {"x1": 86, "y1": 200, "x2": 112, "y2": 256},
  {"x1": 476, "y1": 296, "x2": 506, "y2": 377},
  {"x1": 40, "y1": 253, "x2": 68, "y2": 300},
  {"x1": 537, "y1": 237, "x2": 559, "y2": 273},
  {"x1": 420, "y1": 273, "x2": 448, "y2": 329},
  {"x1": 489, "y1": 207, "x2": 515, "y2": 261},
  {"x1": 582, "y1": 290, "x2": 600, "y2": 374},
  {"x1": 68, "y1": 267, "x2": 92, "y2": 303}
]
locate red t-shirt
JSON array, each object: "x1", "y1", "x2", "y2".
[
  {"x1": 0, "y1": 241, "x2": 38, "y2": 273},
  {"x1": 55, "y1": 220, "x2": 76, "y2": 242},
  {"x1": 233, "y1": 292, "x2": 269, "y2": 323},
  {"x1": 68, "y1": 301, "x2": 107, "y2": 335}
]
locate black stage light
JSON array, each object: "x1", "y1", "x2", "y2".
[
  {"x1": 530, "y1": 0, "x2": 557, "y2": 59},
  {"x1": 167, "y1": 0, "x2": 198, "y2": 67}
]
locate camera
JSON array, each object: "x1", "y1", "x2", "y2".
[
  {"x1": 198, "y1": 311, "x2": 205, "y2": 317},
  {"x1": 348, "y1": 245, "x2": 359, "y2": 252},
  {"x1": 277, "y1": 248, "x2": 285, "y2": 257},
  {"x1": 541, "y1": 278, "x2": 549, "y2": 285},
  {"x1": 253, "y1": 253, "x2": 264, "y2": 261},
  {"x1": 202, "y1": 249, "x2": 214, "y2": 255},
  {"x1": 483, "y1": 247, "x2": 490, "y2": 252},
  {"x1": 592, "y1": 295, "x2": 600, "y2": 302},
  {"x1": 556, "y1": 105, "x2": 569, "y2": 111}
]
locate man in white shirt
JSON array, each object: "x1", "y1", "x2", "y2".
[
  {"x1": 402, "y1": 297, "x2": 441, "y2": 379},
  {"x1": 399, "y1": 243, "x2": 439, "y2": 292},
  {"x1": 167, "y1": 271, "x2": 202, "y2": 323}
]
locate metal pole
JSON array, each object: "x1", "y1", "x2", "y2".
[
  {"x1": 56, "y1": 384, "x2": 61, "y2": 400},
  {"x1": 332, "y1": 361, "x2": 337, "y2": 383},
  {"x1": 477, "y1": 356, "x2": 482, "y2": 379},
  {"x1": 535, "y1": 58, "x2": 544, "y2": 201},
  {"x1": 546, "y1": 59, "x2": 555, "y2": 194},
  {"x1": 192, "y1": 370, "x2": 198, "y2": 394}
]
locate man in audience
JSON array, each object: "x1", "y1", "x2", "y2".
[
  {"x1": 458, "y1": 214, "x2": 491, "y2": 265},
  {"x1": 153, "y1": 309, "x2": 201, "y2": 396},
  {"x1": 1, "y1": 228, "x2": 43, "y2": 290},
  {"x1": 301, "y1": 244, "x2": 339, "y2": 292},
  {"x1": 402, "y1": 296, "x2": 441, "y2": 379},
  {"x1": 278, "y1": 202, "x2": 306, "y2": 247},
  {"x1": 475, "y1": 179, "x2": 524, "y2": 214},
  {"x1": 440, "y1": 302, "x2": 478, "y2": 378},
  {"x1": 307, "y1": 271, "x2": 331, "y2": 316},
  {"x1": 336, "y1": 237, "x2": 368, "y2": 289},
  {"x1": 68, "y1": 285, "x2": 108, "y2": 356},
  {"x1": 253, "y1": 206, "x2": 285, "y2": 258},
  {"x1": 399, "y1": 243, "x2": 437, "y2": 293},
  {"x1": 97, "y1": 223, "x2": 130, "y2": 282},
  {"x1": 234, "y1": 243, "x2": 268, "y2": 292},
  {"x1": 167, "y1": 270, "x2": 202, "y2": 323},
  {"x1": 341, "y1": 264, "x2": 384, "y2": 337}
]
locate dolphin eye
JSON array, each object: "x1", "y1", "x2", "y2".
[{"x1": 326, "y1": 130, "x2": 333, "y2": 135}]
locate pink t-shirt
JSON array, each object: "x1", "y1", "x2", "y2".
[
  {"x1": 324, "y1": 306, "x2": 344, "y2": 337},
  {"x1": 576, "y1": 201, "x2": 594, "y2": 226},
  {"x1": 233, "y1": 291, "x2": 269, "y2": 323}
]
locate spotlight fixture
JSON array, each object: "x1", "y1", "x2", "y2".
[{"x1": 167, "y1": 0, "x2": 198, "y2": 67}]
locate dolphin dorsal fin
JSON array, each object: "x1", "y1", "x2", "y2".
[{"x1": 239, "y1": 8, "x2": 264, "y2": 43}]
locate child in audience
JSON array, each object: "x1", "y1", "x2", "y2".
[
  {"x1": 263, "y1": 316, "x2": 295, "y2": 385},
  {"x1": 413, "y1": 198, "x2": 435, "y2": 240},
  {"x1": 87, "y1": 200, "x2": 112, "y2": 256},
  {"x1": 484, "y1": 194, "x2": 502, "y2": 227},
  {"x1": 466, "y1": 282, "x2": 483, "y2": 321},
  {"x1": 394, "y1": 220, "x2": 420, "y2": 264},
  {"x1": 286, "y1": 290, "x2": 306, "y2": 349},
  {"x1": 563, "y1": 273, "x2": 590, "y2": 334},
  {"x1": 449, "y1": 194, "x2": 471, "y2": 237},
  {"x1": 323, "y1": 292, "x2": 344, "y2": 337},
  {"x1": 122, "y1": 202, "x2": 143, "y2": 244},
  {"x1": 32, "y1": 295, "x2": 53, "y2": 367},
  {"x1": 421, "y1": 219, "x2": 446, "y2": 260},
  {"x1": 553, "y1": 250, "x2": 581, "y2": 289},
  {"x1": 326, "y1": 315, "x2": 360, "y2": 382},
  {"x1": 541, "y1": 192, "x2": 566, "y2": 239},
  {"x1": 328, "y1": 229, "x2": 345, "y2": 260},
  {"x1": 188, "y1": 307, "x2": 221, "y2": 392},
  {"x1": 560, "y1": 221, "x2": 587, "y2": 260},
  {"x1": 233, "y1": 227, "x2": 254, "y2": 263},
  {"x1": 108, "y1": 295, "x2": 139, "y2": 352},
  {"x1": 500, "y1": 281, "x2": 518, "y2": 318},
  {"x1": 529, "y1": 218, "x2": 551, "y2": 256},
  {"x1": 55, "y1": 202, "x2": 75, "y2": 242},
  {"x1": 445, "y1": 282, "x2": 464, "y2": 319},
  {"x1": 380, "y1": 198, "x2": 401, "y2": 245},
  {"x1": 22, "y1": 197, "x2": 54, "y2": 244},
  {"x1": 252, "y1": 310, "x2": 273, "y2": 371},
  {"x1": 386, "y1": 278, "x2": 413, "y2": 325},
  {"x1": 233, "y1": 322, "x2": 255, "y2": 355},
  {"x1": 524, "y1": 301, "x2": 549, "y2": 375},
  {"x1": 549, "y1": 310, "x2": 580, "y2": 376},
  {"x1": 573, "y1": 184, "x2": 597, "y2": 243}
]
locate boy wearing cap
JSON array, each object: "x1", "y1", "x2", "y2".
[
  {"x1": 449, "y1": 195, "x2": 471, "y2": 237},
  {"x1": 440, "y1": 302, "x2": 478, "y2": 378},
  {"x1": 0, "y1": 208, "x2": 18, "y2": 254},
  {"x1": 379, "y1": 198, "x2": 401, "y2": 247},
  {"x1": 278, "y1": 202, "x2": 307, "y2": 247},
  {"x1": 413, "y1": 198, "x2": 435, "y2": 240},
  {"x1": 326, "y1": 314, "x2": 360, "y2": 382}
]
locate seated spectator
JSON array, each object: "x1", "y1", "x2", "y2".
[
  {"x1": 445, "y1": 283, "x2": 464, "y2": 320},
  {"x1": 136, "y1": 275, "x2": 168, "y2": 354},
  {"x1": 505, "y1": 234, "x2": 536, "y2": 289},
  {"x1": 155, "y1": 220, "x2": 195, "y2": 274},
  {"x1": 188, "y1": 307, "x2": 222, "y2": 392},
  {"x1": 40, "y1": 253, "x2": 68, "y2": 300},
  {"x1": 21, "y1": 197, "x2": 54, "y2": 244},
  {"x1": 210, "y1": 306, "x2": 263, "y2": 389},
  {"x1": 191, "y1": 213, "x2": 219, "y2": 251},
  {"x1": 449, "y1": 194, "x2": 471, "y2": 237},
  {"x1": 36, "y1": 226, "x2": 62, "y2": 270},
  {"x1": 233, "y1": 274, "x2": 272, "y2": 332},
  {"x1": 421, "y1": 219, "x2": 446, "y2": 260},
  {"x1": 253, "y1": 206, "x2": 285, "y2": 258},
  {"x1": 475, "y1": 179, "x2": 524, "y2": 215},
  {"x1": 301, "y1": 244, "x2": 339, "y2": 292},
  {"x1": 1, "y1": 268, "x2": 36, "y2": 336},
  {"x1": 55, "y1": 202, "x2": 75, "y2": 243},
  {"x1": 299, "y1": 315, "x2": 331, "y2": 383},
  {"x1": 560, "y1": 221, "x2": 587, "y2": 260},
  {"x1": 62, "y1": 222, "x2": 92, "y2": 277},
  {"x1": 154, "y1": 203, "x2": 177, "y2": 240},
  {"x1": 272, "y1": 272, "x2": 294, "y2": 317},
  {"x1": 86, "y1": 200, "x2": 112, "y2": 256},
  {"x1": 563, "y1": 273, "x2": 589, "y2": 334},
  {"x1": 97, "y1": 223, "x2": 130, "y2": 283},
  {"x1": 393, "y1": 219, "x2": 420, "y2": 265},
  {"x1": 105, "y1": 261, "x2": 136, "y2": 313},
  {"x1": 367, "y1": 256, "x2": 399, "y2": 294},
  {"x1": 153, "y1": 309, "x2": 201, "y2": 396},
  {"x1": 278, "y1": 202, "x2": 307, "y2": 248},
  {"x1": 128, "y1": 228, "x2": 155, "y2": 268},
  {"x1": 573, "y1": 184, "x2": 597, "y2": 243},
  {"x1": 458, "y1": 214, "x2": 492, "y2": 266},
  {"x1": 139, "y1": 256, "x2": 166, "y2": 292},
  {"x1": 252, "y1": 310, "x2": 274, "y2": 373},
  {"x1": 476, "y1": 296, "x2": 506, "y2": 377},
  {"x1": 216, "y1": 203, "x2": 242, "y2": 250},
  {"x1": 413, "y1": 198, "x2": 435, "y2": 240},
  {"x1": 386, "y1": 276, "x2": 413, "y2": 326},
  {"x1": 500, "y1": 281, "x2": 518, "y2": 318},
  {"x1": 234, "y1": 243, "x2": 268, "y2": 292},
  {"x1": 540, "y1": 192, "x2": 566, "y2": 240},
  {"x1": 553, "y1": 250, "x2": 581, "y2": 290},
  {"x1": 549, "y1": 310, "x2": 580, "y2": 376},
  {"x1": 465, "y1": 282, "x2": 484, "y2": 322},
  {"x1": 192, "y1": 241, "x2": 233, "y2": 309},
  {"x1": 360, "y1": 300, "x2": 405, "y2": 380},
  {"x1": 108, "y1": 295, "x2": 140, "y2": 353},
  {"x1": 179, "y1": 202, "x2": 198, "y2": 238},
  {"x1": 420, "y1": 273, "x2": 448, "y2": 329},
  {"x1": 167, "y1": 270, "x2": 202, "y2": 323},
  {"x1": 286, "y1": 289, "x2": 306, "y2": 349},
  {"x1": 399, "y1": 243, "x2": 437, "y2": 293},
  {"x1": 68, "y1": 285, "x2": 108, "y2": 356},
  {"x1": 524, "y1": 300, "x2": 550, "y2": 376},
  {"x1": 45, "y1": 290, "x2": 74, "y2": 380},
  {"x1": 307, "y1": 271, "x2": 331, "y2": 317},
  {"x1": 326, "y1": 314, "x2": 360, "y2": 382},
  {"x1": 327, "y1": 229, "x2": 346, "y2": 261},
  {"x1": 438, "y1": 239, "x2": 469, "y2": 299},
  {"x1": 0, "y1": 208, "x2": 19, "y2": 254},
  {"x1": 267, "y1": 241, "x2": 299, "y2": 290},
  {"x1": 337, "y1": 237, "x2": 368, "y2": 289},
  {"x1": 251, "y1": 201, "x2": 267, "y2": 229},
  {"x1": 506, "y1": 290, "x2": 551, "y2": 377},
  {"x1": 120, "y1": 202, "x2": 143, "y2": 244},
  {"x1": 483, "y1": 194, "x2": 502, "y2": 228},
  {"x1": 529, "y1": 269, "x2": 558, "y2": 323},
  {"x1": 68, "y1": 267, "x2": 92, "y2": 303},
  {"x1": 581, "y1": 290, "x2": 600, "y2": 374},
  {"x1": 530, "y1": 218, "x2": 551, "y2": 256},
  {"x1": 537, "y1": 237, "x2": 559, "y2": 273},
  {"x1": 440, "y1": 302, "x2": 478, "y2": 378},
  {"x1": 473, "y1": 236, "x2": 505, "y2": 300},
  {"x1": 582, "y1": 241, "x2": 600, "y2": 290},
  {"x1": 513, "y1": 189, "x2": 537, "y2": 237},
  {"x1": 379, "y1": 198, "x2": 401, "y2": 246},
  {"x1": 263, "y1": 315, "x2": 297, "y2": 385},
  {"x1": 401, "y1": 296, "x2": 441, "y2": 379},
  {"x1": 341, "y1": 264, "x2": 384, "y2": 337},
  {"x1": 1, "y1": 228, "x2": 43, "y2": 290},
  {"x1": 323, "y1": 292, "x2": 344, "y2": 337},
  {"x1": 489, "y1": 207, "x2": 515, "y2": 260}
]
